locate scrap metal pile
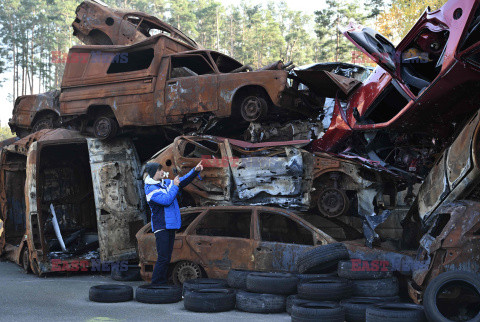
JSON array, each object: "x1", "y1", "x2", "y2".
[{"x1": 2, "y1": 0, "x2": 480, "y2": 319}]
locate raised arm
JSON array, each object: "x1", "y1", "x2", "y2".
[{"x1": 147, "y1": 184, "x2": 179, "y2": 206}]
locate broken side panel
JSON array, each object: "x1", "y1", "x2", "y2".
[{"x1": 87, "y1": 137, "x2": 146, "y2": 261}]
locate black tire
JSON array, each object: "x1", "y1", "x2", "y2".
[
  {"x1": 423, "y1": 271, "x2": 480, "y2": 322},
  {"x1": 93, "y1": 116, "x2": 118, "y2": 140},
  {"x1": 296, "y1": 273, "x2": 337, "y2": 283},
  {"x1": 287, "y1": 295, "x2": 322, "y2": 315},
  {"x1": 246, "y1": 272, "x2": 298, "y2": 295},
  {"x1": 21, "y1": 247, "x2": 31, "y2": 273},
  {"x1": 366, "y1": 303, "x2": 426, "y2": 322},
  {"x1": 32, "y1": 114, "x2": 58, "y2": 132},
  {"x1": 291, "y1": 302, "x2": 345, "y2": 322},
  {"x1": 297, "y1": 243, "x2": 349, "y2": 274},
  {"x1": 236, "y1": 290, "x2": 286, "y2": 313},
  {"x1": 184, "y1": 288, "x2": 236, "y2": 312},
  {"x1": 111, "y1": 266, "x2": 141, "y2": 281},
  {"x1": 183, "y1": 278, "x2": 228, "y2": 296},
  {"x1": 89, "y1": 284, "x2": 133, "y2": 303},
  {"x1": 341, "y1": 297, "x2": 386, "y2": 322},
  {"x1": 240, "y1": 95, "x2": 268, "y2": 122},
  {"x1": 351, "y1": 277, "x2": 399, "y2": 297},
  {"x1": 298, "y1": 277, "x2": 352, "y2": 301},
  {"x1": 135, "y1": 284, "x2": 182, "y2": 304},
  {"x1": 338, "y1": 260, "x2": 393, "y2": 280},
  {"x1": 227, "y1": 269, "x2": 256, "y2": 289}
]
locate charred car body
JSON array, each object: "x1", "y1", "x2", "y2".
[{"x1": 0, "y1": 129, "x2": 146, "y2": 275}]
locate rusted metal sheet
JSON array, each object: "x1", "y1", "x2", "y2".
[
  {"x1": 72, "y1": 0, "x2": 200, "y2": 48},
  {"x1": 409, "y1": 201, "x2": 480, "y2": 303}
]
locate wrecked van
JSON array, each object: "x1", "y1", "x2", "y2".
[
  {"x1": 0, "y1": 129, "x2": 146, "y2": 275},
  {"x1": 148, "y1": 135, "x2": 408, "y2": 244},
  {"x1": 72, "y1": 0, "x2": 199, "y2": 48},
  {"x1": 312, "y1": 0, "x2": 480, "y2": 178}
]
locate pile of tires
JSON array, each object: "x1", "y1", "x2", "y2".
[
  {"x1": 88, "y1": 284, "x2": 182, "y2": 304},
  {"x1": 182, "y1": 278, "x2": 235, "y2": 312}
]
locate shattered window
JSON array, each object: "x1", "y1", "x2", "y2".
[
  {"x1": 107, "y1": 48, "x2": 154, "y2": 74},
  {"x1": 194, "y1": 210, "x2": 251, "y2": 238},
  {"x1": 178, "y1": 211, "x2": 203, "y2": 233},
  {"x1": 210, "y1": 52, "x2": 243, "y2": 73},
  {"x1": 258, "y1": 211, "x2": 314, "y2": 245},
  {"x1": 170, "y1": 55, "x2": 215, "y2": 79},
  {"x1": 180, "y1": 139, "x2": 221, "y2": 159}
]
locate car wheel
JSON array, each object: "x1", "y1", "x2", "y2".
[
  {"x1": 338, "y1": 260, "x2": 393, "y2": 280},
  {"x1": 423, "y1": 271, "x2": 480, "y2": 322},
  {"x1": 296, "y1": 243, "x2": 350, "y2": 274},
  {"x1": 172, "y1": 261, "x2": 203, "y2": 285},
  {"x1": 298, "y1": 277, "x2": 352, "y2": 301},
  {"x1": 316, "y1": 188, "x2": 350, "y2": 218},
  {"x1": 236, "y1": 290, "x2": 286, "y2": 313},
  {"x1": 246, "y1": 272, "x2": 298, "y2": 295},
  {"x1": 135, "y1": 284, "x2": 182, "y2": 304},
  {"x1": 341, "y1": 297, "x2": 387, "y2": 322},
  {"x1": 32, "y1": 114, "x2": 58, "y2": 133},
  {"x1": 366, "y1": 303, "x2": 426, "y2": 322},
  {"x1": 184, "y1": 288, "x2": 236, "y2": 312},
  {"x1": 21, "y1": 247, "x2": 31, "y2": 273},
  {"x1": 93, "y1": 116, "x2": 118, "y2": 140},
  {"x1": 182, "y1": 278, "x2": 229, "y2": 296},
  {"x1": 351, "y1": 277, "x2": 399, "y2": 297},
  {"x1": 89, "y1": 284, "x2": 133, "y2": 303},
  {"x1": 291, "y1": 302, "x2": 345, "y2": 322},
  {"x1": 240, "y1": 95, "x2": 268, "y2": 122}
]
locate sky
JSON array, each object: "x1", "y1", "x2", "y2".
[{"x1": 0, "y1": 0, "x2": 327, "y2": 127}]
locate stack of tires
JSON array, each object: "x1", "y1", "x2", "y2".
[
  {"x1": 291, "y1": 243, "x2": 427, "y2": 322},
  {"x1": 182, "y1": 278, "x2": 236, "y2": 312}
]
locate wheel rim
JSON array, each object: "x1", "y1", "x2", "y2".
[
  {"x1": 241, "y1": 97, "x2": 263, "y2": 122},
  {"x1": 317, "y1": 188, "x2": 349, "y2": 218},
  {"x1": 176, "y1": 262, "x2": 202, "y2": 284},
  {"x1": 32, "y1": 118, "x2": 53, "y2": 132},
  {"x1": 94, "y1": 117, "x2": 113, "y2": 139}
]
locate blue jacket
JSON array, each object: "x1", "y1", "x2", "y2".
[{"x1": 144, "y1": 168, "x2": 199, "y2": 231}]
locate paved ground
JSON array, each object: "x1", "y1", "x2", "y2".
[{"x1": 0, "y1": 261, "x2": 291, "y2": 322}]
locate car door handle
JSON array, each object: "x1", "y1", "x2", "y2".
[
  {"x1": 168, "y1": 81, "x2": 177, "y2": 86},
  {"x1": 256, "y1": 247, "x2": 272, "y2": 252},
  {"x1": 196, "y1": 241, "x2": 212, "y2": 247}
]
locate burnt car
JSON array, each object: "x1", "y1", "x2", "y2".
[
  {"x1": 148, "y1": 135, "x2": 408, "y2": 244},
  {"x1": 0, "y1": 129, "x2": 146, "y2": 275},
  {"x1": 72, "y1": 0, "x2": 199, "y2": 48},
  {"x1": 135, "y1": 205, "x2": 416, "y2": 283},
  {"x1": 9, "y1": 37, "x2": 297, "y2": 140},
  {"x1": 311, "y1": 0, "x2": 480, "y2": 179}
]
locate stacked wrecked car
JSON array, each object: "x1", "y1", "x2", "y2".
[{"x1": 2, "y1": 0, "x2": 480, "y2": 318}]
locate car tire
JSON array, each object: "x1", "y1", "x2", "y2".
[
  {"x1": 298, "y1": 277, "x2": 352, "y2": 301},
  {"x1": 366, "y1": 303, "x2": 426, "y2": 322},
  {"x1": 111, "y1": 266, "x2": 141, "y2": 281},
  {"x1": 183, "y1": 278, "x2": 228, "y2": 296},
  {"x1": 246, "y1": 272, "x2": 298, "y2": 295},
  {"x1": 423, "y1": 271, "x2": 480, "y2": 322},
  {"x1": 351, "y1": 277, "x2": 399, "y2": 297},
  {"x1": 297, "y1": 243, "x2": 349, "y2": 274},
  {"x1": 184, "y1": 288, "x2": 236, "y2": 312},
  {"x1": 89, "y1": 284, "x2": 133, "y2": 303},
  {"x1": 296, "y1": 273, "x2": 337, "y2": 283},
  {"x1": 228, "y1": 269, "x2": 256, "y2": 289},
  {"x1": 21, "y1": 247, "x2": 31, "y2": 273},
  {"x1": 287, "y1": 295, "x2": 322, "y2": 315},
  {"x1": 93, "y1": 116, "x2": 118, "y2": 140},
  {"x1": 240, "y1": 95, "x2": 268, "y2": 122},
  {"x1": 32, "y1": 114, "x2": 58, "y2": 133},
  {"x1": 236, "y1": 290, "x2": 286, "y2": 313},
  {"x1": 135, "y1": 284, "x2": 182, "y2": 304},
  {"x1": 338, "y1": 260, "x2": 393, "y2": 280},
  {"x1": 341, "y1": 297, "x2": 388, "y2": 322},
  {"x1": 291, "y1": 302, "x2": 345, "y2": 322}
]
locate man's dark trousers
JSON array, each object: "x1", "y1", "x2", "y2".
[{"x1": 151, "y1": 229, "x2": 176, "y2": 285}]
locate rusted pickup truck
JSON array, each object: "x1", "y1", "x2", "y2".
[{"x1": 9, "y1": 34, "x2": 294, "y2": 139}]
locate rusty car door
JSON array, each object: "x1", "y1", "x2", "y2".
[
  {"x1": 165, "y1": 54, "x2": 218, "y2": 118},
  {"x1": 185, "y1": 208, "x2": 254, "y2": 274},
  {"x1": 173, "y1": 137, "x2": 231, "y2": 204},
  {"x1": 87, "y1": 137, "x2": 146, "y2": 261},
  {"x1": 253, "y1": 209, "x2": 320, "y2": 272}
]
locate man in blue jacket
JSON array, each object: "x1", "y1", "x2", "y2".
[{"x1": 144, "y1": 161, "x2": 203, "y2": 285}]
